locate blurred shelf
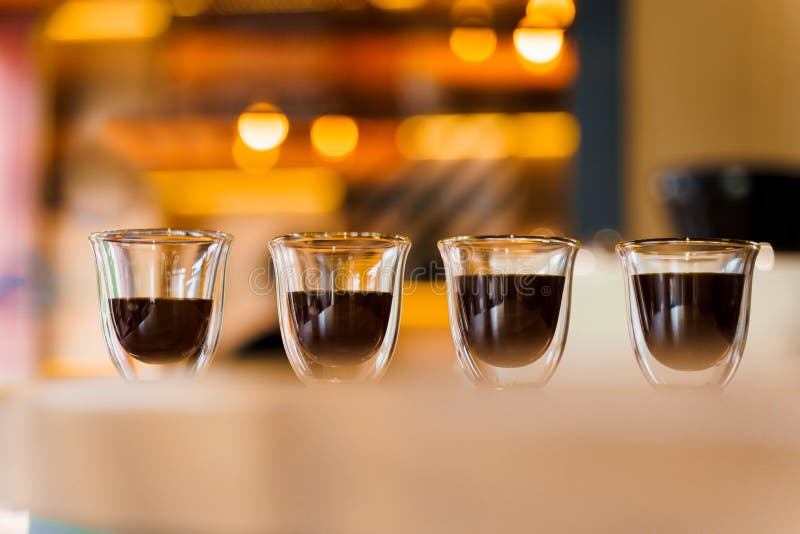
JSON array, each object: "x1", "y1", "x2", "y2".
[
  {"x1": 48, "y1": 28, "x2": 577, "y2": 111},
  {"x1": 160, "y1": 29, "x2": 577, "y2": 96},
  {"x1": 102, "y1": 113, "x2": 578, "y2": 172}
]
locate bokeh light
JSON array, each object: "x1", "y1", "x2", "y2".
[
  {"x1": 310, "y1": 115, "x2": 359, "y2": 159},
  {"x1": 397, "y1": 113, "x2": 511, "y2": 160},
  {"x1": 45, "y1": 0, "x2": 172, "y2": 41},
  {"x1": 515, "y1": 112, "x2": 580, "y2": 158},
  {"x1": 146, "y1": 168, "x2": 346, "y2": 215},
  {"x1": 368, "y1": 0, "x2": 426, "y2": 11},
  {"x1": 513, "y1": 25, "x2": 564, "y2": 64},
  {"x1": 449, "y1": 27, "x2": 497, "y2": 63},
  {"x1": 237, "y1": 103, "x2": 289, "y2": 151},
  {"x1": 232, "y1": 139, "x2": 280, "y2": 172},
  {"x1": 396, "y1": 112, "x2": 579, "y2": 160},
  {"x1": 592, "y1": 228, "x2": 622, "y2": 252},
  {"x1": 525, "y1": 0, "x2": 575, "y2": 28},
  {"x1": 517, "y1": 51, "x2": 564, "y2": 74},
  {"x1": 756, "y1": 242, "x2": 775, "y2": 271}
]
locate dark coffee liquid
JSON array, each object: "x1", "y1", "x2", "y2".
[
  {"x1": 456, "y1": 274, "x2": 565, "y2": 368},
  {"x1": 288, "y1": 291, "x2": 393, "y2": 366},
  {"x1": 633, "y1": 273, "x2": 744, "y2": 371},
  {"x1": 109, "y1": 298, "x2": 213, "y2": 364}
]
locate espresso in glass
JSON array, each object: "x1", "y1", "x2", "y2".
[
  {"x1": 90, "y1": 229, "x2": 232, "y2": 380},
  {"x1": 109, "y1": 297, "x2": 214, "y2": 365},
  {"x1": 439, "y1": 236, "x2": 579, "y2": 387},
  {"x1": 632, "y1": 272, "x2": 744, "y2": 372},
  {"x1": 455, "y1": 274, "x2": 566, "y2": 368},
  {"x1": 269, "y1": 232, "x2": 411, "y2": 384},
  {"x1": 288, "y1": 290, "x2": 393, "y2": 367},
  {"x1": 617, "y1": 238, "x2": 759, "y2": 388}
]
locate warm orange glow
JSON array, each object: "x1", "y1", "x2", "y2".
[
  {"x1": 450, "y1": 0, "x2": 494, "y2": 20},
  {"x1": 450, "y1": 0, "x2": 493, "y2": 24},
  {"x1": 400, "y1": 282, "x2": 449, "y2": 327},
  {"x1": 45, "y1": 0, "x2": 171, "y2": 41},
  {"x1": 517, "y1": 53, "x2": 562, "y2": 74},
  {"x1": 40, "y1": 357, "x2": 116, "y2": 378},
  {"x1": 310, "y1": 115, "x2": 359, "y2": 159},
  {"x1": 146, "y1": 168, "x2": 345, "y2": 215},
  {"x1": 397, "y1": 113, "x2": 511, "y2": 160},
  {"x1": 368, "y1": 0, "x2": 426, "y2": 10},
  {"x1": 216, "y1": 0, "x2": 349, "y2": 12},
  {"x1": 232, "y1": 139, "x2": 280, "y2": 172},
  {"x1": 513, "y1": 25, "x2": 564, "y2": 64},
  {"x1": 237, "y1": 103, "x2": 289, "y2": 151},
  {"x1": 449, "y1": 27, "x2": 497, "y2": 63},
  {"x1": 526, "y1": 0, "x2": 575, "y2": 28},
  {"x1": 528, "y1": 227, "x2": 558, "y2": 237},
  {"x1": 514, "y1": 112, "x2": 580, "y2": 158},
  {"x1": 172, "y1": 0, "x2": 212, "y2": 16},
  {"x1": 396, "y1": 112, "x2": 579, "y2": 161}
]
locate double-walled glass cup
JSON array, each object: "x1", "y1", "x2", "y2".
[
  {"x1": 438, "y1": 235, "x2": 580, "y2": 387},
  {"x1": 89, "y1": 229, "x2": 233, "y2": 380},
  {"x1": 269, "y1": 232, "x2": 411, "y2": 384},
  {"x1": 616, "y1": 238, "x2": 760, "y2": 388}
]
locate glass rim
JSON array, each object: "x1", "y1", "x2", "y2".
[
  {"x1": 89, "y1": 228, "x2": 233, "y2": 245},
  {"x1": 438, "y1": 234, "x2": 580, "y2": 249},
  {"x1": 270, "y1": 231, "x2": 411, "y2": 249},
  {"x1": 615, "y1": 237, "x2": 760, "y2": 252}
]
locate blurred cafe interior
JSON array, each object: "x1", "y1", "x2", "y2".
[
  {"x1": 3, "y1": 0, "x2": 616, "y2": 378},
  {"x1": 2, "y1": 0, "x2": 800, "y2": 532},
  {"x1": 4, "y1": 0, "x2": 796, "y2": 379}
]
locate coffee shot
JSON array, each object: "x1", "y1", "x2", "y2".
[
  {"x1": 455, "y1": 274, "x2": 566, "y2": 368},
  {"x1": 633, "y1": 272, "x2": 745, "y2": 371},
  {"x1": 288, "y1": 290, "x2": 393, "y2": 367},
  {"x1": 109, "y1": 298, "x2": 213, "y2": 364}
]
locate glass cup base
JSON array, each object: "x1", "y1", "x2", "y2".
[
  {"x1": 455, "y1": 346, "x2": 563, "y2": 388},
  {"x1": 634, "y1": 348, "x2": 743, "y2": 389},
  {"x1": 285, "y1": 354, "x2": 395, "y2": 385},
  {"x1": 115, "y1": 356, "x2": 211, "y2": 381}
]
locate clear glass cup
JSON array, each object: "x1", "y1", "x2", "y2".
[
  {"x1": 89, "y1": 229, "x2": 233, "y2": 380},
  {"x1": 269, "y1": 232, "x2": 411, "y2": 384},
  {"x1": 438, "y1": 235, "x2": 580, "y2": 387},
  {"x1": 616, "y1": 238, "x2": 760, "y2": 388}
]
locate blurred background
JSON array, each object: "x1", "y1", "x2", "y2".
[{"x1": 1, "y1": 0, "x2": 799, "y2": 380}]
